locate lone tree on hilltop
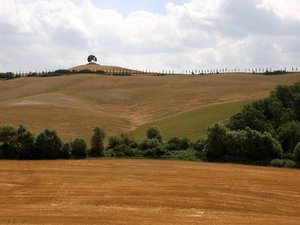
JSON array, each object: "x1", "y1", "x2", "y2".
[{"x1": 87, "y1": 55, "x2": 97, "y2": 64}]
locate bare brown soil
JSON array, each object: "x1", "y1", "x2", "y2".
[
  {"x1": 1, "y1": 72, "x2": 300, "y2": 141},
  {"x1": 0, "y1": 159, "x2": 299, "y2": 224}
]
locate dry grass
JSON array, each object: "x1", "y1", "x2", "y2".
[
  {"x1": 0, "y1": 159, "x2": 300, "y2": 225},
  {"x1": 1, "y1": 71, "x2": 300, "y2": 141}
]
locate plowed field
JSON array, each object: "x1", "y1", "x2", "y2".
[{"x1": 1, "y1": 159, "x2": 299, "y2": 225}]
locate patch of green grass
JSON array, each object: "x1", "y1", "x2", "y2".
[{"x1": 129, "y1": 99, "x2": 254, "y2": 142}]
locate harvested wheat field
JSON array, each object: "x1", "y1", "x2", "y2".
[
  {"x1": 1, "y1": 72, "x2": 300, "y2": 141},
  {"x1": 0, "y1": 159, "x2": 300, "y2": 225}
]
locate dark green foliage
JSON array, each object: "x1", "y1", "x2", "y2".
[
  {"x1": 294, "y1": 142, "x2": 300, "y2": 162},
  {"x1": 143, "y1": 146, "x2": 168, "y2": 158},
  {"x1": 139, "y1": 137, "x2": 160, "y2": 150},
  {"x1": 264, "y1": 70, "x2": 286, "y2": 75},
  {"x1": 270, "y1": 159, "x2": 296, "y2": 168},
  {"x1": 110, "y1": 144, "x2": 134, "y2": 157},
  {"x1": 165, "y1": 137, "x2": 190, "y2": 151},
  {"x1": 90, "y1": 126, "x2": 105, "y2": 157},
  {"x1": 60, "y1": 142, "x2": 72, "y2": 159},
  {"x1": 16, "y1": 125, "x2": 35, "y2": 159},
  {"x1": 0, "y1": 72, "x2": 14, "y2": 80},
  {"x1": 204, "y1": 123, "x2": 283, "y2": 161},
  {"x1": 35, "y1": 129, "x2": 63, "y2": 159},
  {"x1": 294, "y1": 94, "x2": 300, "y2": 120},
  {"x1": 204, "y1": 123, "x2": 228, "y2": 160},
  {"x1": 277, "y1": 121, "x2": 300, "y2": 153},
  {"x1": 228, "y1": 105, "x2": 272, "y2": 133},
  {"x1": 161, "y1": 149, "x2": 198, "y2": 161},
  {"x1": 78, "y1": 69, "x2": 93, "y2": 73},
  {"x1": 107, "y1": 136, "x2": 123, "y2": 150},
  {"x1": 273, "y1": 85, "x2": 294, "y2": 108},
  {"x1": 71, "y1": 138, "x2": 87, "y2": 159},
  {"x1": 0, "y1": 125, "x2": 18, "y2": 159},
  {"x1": 146, "y1": 126, "x2": 163, "y2": 143}
]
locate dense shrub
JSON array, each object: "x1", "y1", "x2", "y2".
[
  {"x1": 107, "y1": 136, "x2": 123, "y2": 150},
  {"x1": 60, "y1": 142, "x2": 72, "y2": 159},
  {"x1": 146, "y1": 127, "x2": 163, "y2": 143},
  {"x1": 204, "y1": 123, "x2": 228, "y2": 160},
  {"x1": 139, "y1": 137, "x2": 161, "y2": 150},
  {"x1": 204, "y1": 123, "x2": 283, "y2": 162},
  {"x1": 110, "y1": 144, "x2": 134, "y2": 157},
  {"x1": 35, "y1": 129, "x2": 63, "y2": 159},
  {"x1": 294, "y1": 142, "x2": 300, "y2": 162},
  {"x1": 277, "y1": 121, "x2": 300, "y2": 153},
  {"x1": 71, "y1": 138, "x2": 87, "y2": 159},
  {"x1": 165, "y1": 137, "x2": 190, "y2": 151},
  {"x1": 270, "y1": 159, "x2": 296, "y2": 168},
  {"x1": 16, "y1": 125, "x2": 35, "y2": 159}
]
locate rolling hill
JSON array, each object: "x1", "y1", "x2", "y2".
[{"x1": 1, "y1": 67, "x2": 300, "y2": 142}]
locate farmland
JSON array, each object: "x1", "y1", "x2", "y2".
[
  {"x1": 1, "y1": 71, "x2": 300, "y2": 142},
  {"x1": 0, "y1": 159, "x2": 299, "y2": 225}
]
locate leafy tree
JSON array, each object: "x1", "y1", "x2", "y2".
[
  {"x1": 16, "y1": 124, "x2": 35, "y2": 159},
  {"x1": 139, "y1": 137, "x2": 160, "y2": 150},
  {"x1": 146, "y1": 126, "x2": 162, "y2": 143},
  {"x1": 71, "y1": 138, "x2": 87, "y2": 159},
  {"x1": 294, "y1": 142, "x2": 300, "y2": 162},
  {"x1": 35, "y1": 128, "x2": 63, "y2": 159},
  {"x1": 273, "y1": 85, "x2": 294, "y2": 108},
  {"x1": 204, "y1": 123, "x2": 228, "y2": 160},
  {"x1": 277, "y1": 121, "x2": 300, "y2": 153},
  {"x1": 294, "y1": 94, "x2": 300, "y2": 120},
  {"x1": 111, "y1": 144, "x2": 134, "y2": 157},
  {"x1": 0, "y1": 125, "x2": 18, "y2": 159},
  {"x1": 0, "y1": 125, "x2": 18, "y2": 147},
  {"x1": 90, "y1": 126, "x2": 105, "y2": 157},
  {"x1": 107, "y1": 135, "x2": 123, "y2": 150},
  {"x1": 60, "y1": 142, "x2": 72, "y2": 159},
  {"x1": 165, "y1": 137, "x2": 190, "y2": 151},
  {"x1": 228, "y1": 105, "x2": 271, "y2": 133}
]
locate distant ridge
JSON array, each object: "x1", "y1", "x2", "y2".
[{"x1": 69, "y1": 63, "x2": 137, "y2": 74}]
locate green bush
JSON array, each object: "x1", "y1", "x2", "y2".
[
  {"x1": 139, "y1": 137, "x2": 160, "y2": 150},
  {"x1": 71, "y1": 138, "x2": 87, "y2": 159},
  {"x1": 294, "y1": 142, "x2": 300, "y2": 162},
  {"x1": 146, "y1": 127, "x2": 163, "y2": 143},
  {"x1": 277, "y1": 121, "x2": 300, "y2": 153},
  {"x1": 16, "y1": 125, "x2": 35, "y2": 159},
  {"x1": 111, "y1": 144, "x2": 134, "y2": 157},
  {"x1": 270, "y1": 159, "x2": 296, "y2": 168},
  {"x1": 35, "y1": 128, "x2": 63, "y2": 159},
  {"x1": 166, "y1": 137, "x2": 190, "y2": 151}
]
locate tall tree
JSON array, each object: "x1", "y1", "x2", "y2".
[{"x1": 90, "y1": 126, "x2": 105, "y2": 157}]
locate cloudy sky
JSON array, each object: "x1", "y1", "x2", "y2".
[{"x1": 1, "y1": 0, "x2": 300, "y2": 72}]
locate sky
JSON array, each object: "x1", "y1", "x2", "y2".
[{"x1": 0, "y1": 0, "x2": 300, "y2": 72}]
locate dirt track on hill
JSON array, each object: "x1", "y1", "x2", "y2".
[{"x1": 0, "y1": 159, "x2": 300, "y2": 225}]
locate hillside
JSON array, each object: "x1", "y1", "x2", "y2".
[{"x1": 1, "y1": 72, "x2": 300, "y2": 141}]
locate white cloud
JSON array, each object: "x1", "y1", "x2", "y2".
[{"x1": 0, "y1": 0, "x2": 299, "y2": 72}]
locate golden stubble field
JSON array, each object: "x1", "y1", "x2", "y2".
[
  {"x1": 1, "y1": 72, "x2": 300, "y2": 141},
  {"x1": 0, "y1": 159, "x2": 300, "y2": 225}
]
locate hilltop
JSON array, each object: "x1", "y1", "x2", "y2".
[{"x1": 69, "y1": 63, "x2": 139, "y2": 74}]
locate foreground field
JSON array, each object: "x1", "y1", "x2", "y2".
[
  {"x1": 0, "y1": 159, "x2": 300, "y2": 224},
  {"x1": 1, "y1": 72, "x2": 300, "y2": 141}
]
